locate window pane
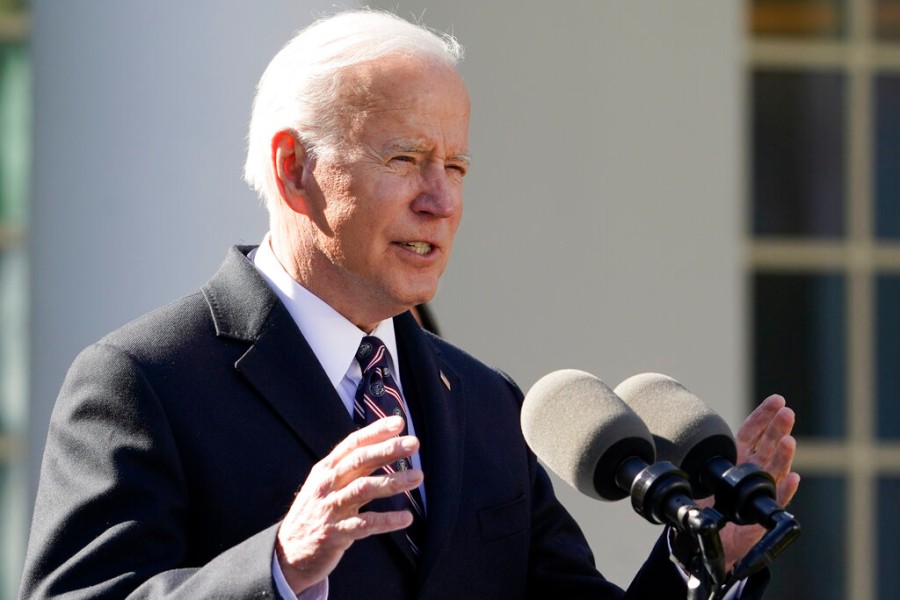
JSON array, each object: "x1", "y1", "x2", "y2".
[
  {"x1": 878, "y1": 477, "x2": 900, "y2": 600},
  {"x1": 0, "y1": 248, "x2": 27, "y2": 434},
  {"x1": 875, "y1": 74, "x2": 900, "y2": 239},
  {"x1": 876, "y1": 275, "x2": 900, "y2": 439},
  {"x1": 752, "y1": 70, "x2": 846, "y2": 237},
  {"x1": 0, "y1": 41, "x2": 30, "y2": 226},
  {"x1": 750, "y1": 0, "x2": 847, "y2": 38},
  {"x1": 767, "y1": 476, "x2": 846, "y2": 599},
  {"x1": 753, "y1": 272, "x2": 845, "y2": 437},
  {"x1": 875, "y1": 0, "x2": 900, "y2": 40}
]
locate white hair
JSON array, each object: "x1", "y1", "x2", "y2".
[{"x1": 243, "y1": 9, "x2": 464, "y2": 210}]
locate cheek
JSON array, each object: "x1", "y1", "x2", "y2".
[
  {"x1": 328, "y1": 205, "x2": 389, "y2": 267},
  {"x1": 326, "y1": 201, "x2": 356, "y2": 230},
  {"x1": 370, "y1": 170, "x2": 422, "y2": 203}
]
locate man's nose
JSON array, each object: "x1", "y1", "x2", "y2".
[{"x1": 412, "y1": 164, "x2": 460, "y2": 217}]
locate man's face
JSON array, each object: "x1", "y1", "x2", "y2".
[{"x1": 298, "y1": 55, "x2": 470, "y2": 330}]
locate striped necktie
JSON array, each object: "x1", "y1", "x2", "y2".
[{"x1": 353, "y1": 336, "x2": 426, "y2": 558}]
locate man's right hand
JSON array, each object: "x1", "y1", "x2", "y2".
[{"x1": 275, "y1": 415, "x2": 422, "y2": 594}]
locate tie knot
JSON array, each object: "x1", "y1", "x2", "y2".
[{"x1": 355, "y1": 336, "x2": 388, "y2": 375}]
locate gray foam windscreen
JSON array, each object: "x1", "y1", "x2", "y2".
[
  {"x1": 522, "y1": 369, "x2": 655, "y2": 501},
  {"x1": 614, "y1": 373, "x2": 737, "y2": 496}
]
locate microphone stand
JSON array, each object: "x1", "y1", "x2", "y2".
[
  {"x1": 617, "y1": 460, "x2": 728, "y2": 599},
  {"x1": 616, "y1": 458, "x2": 802, "y2": 599},
  {"x1": 668, "y1": 506, "x2": 727, "y2": 600},
  {"x1": 684, "y1": 507, "x2": 728, "y2": 600}
]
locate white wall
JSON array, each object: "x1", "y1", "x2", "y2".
[
  {"x1": 371, "y1": 0, "x2": 746, "y2": 585},
  {"x1": 27, "y1": 0, "x2": 319, "y2": 481},
  {"x1": 28, "y1": 0, "x2": 745, "y2": 590}
]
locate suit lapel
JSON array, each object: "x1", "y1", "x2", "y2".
[
  {"x1": 201, "y1": 246, "x2": 355, "y2": 463},
  {"x1": 201, "y1": 247, "x2": 422, "y2": 566},
  {"x1": 394, "y1": 313, "x2": 466, "y2": 583}
]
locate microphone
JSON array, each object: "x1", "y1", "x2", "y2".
[
  {"x1": 521, "y1": 370, "x2": 717, "y2": 531},
  {"x1": 612, "y1": 374, "x2": 735, "y2": 495},
  {"x1": 614, "y1": 373, "x2": 781, "y2": 522},
  {"x1": 521, "y1": 369, "x2": 654, "y2": 501},
  {"x1": 614, "y1": 373, "x2": 800, "y2": 579}
]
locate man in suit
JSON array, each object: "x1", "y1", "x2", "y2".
[{"x1": 20, "y1": 9, "x2": 798, "y2": 599}]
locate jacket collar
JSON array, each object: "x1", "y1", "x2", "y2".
[
  {"x1": 201, "y1": 245, "x2": 357, "y2": 465},
  {"x1": 200, "y1": 246, "x2": 464, "y2": 573}
]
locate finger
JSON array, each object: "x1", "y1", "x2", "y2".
[
  {"x1": 332, "y1": 435, "x2": 420, "y2": 486},
  {"x1": 303, "y1": 419, "x2": 411, "y2": 499},
  {"x1": 321, "y1": 416, "x2": 407, "y2": 469},
  {"x1": 338, "y1": 508, "x2": 415, "y2": 541},
  {"x1": 333, "y1": 468, "x2": 424, "y2": 513},
  {"x1": 776, "y1": 471, "x2": 801, "y2": 508},
  {"x1": 752, "y1": 435, "x2": 799, "y2": 508},
  {"x1": 279, "y1": 466, "x2": 423, "y2": 551},
  {"x1": 769, "y1": 434, "x2": 797, "y2": 476},
  {"x1": 736, "y1": 395, "x2": 785, "y2": 460},
  {"x1": 276, "y1": 507, "x2": 416, "y2": 581},
  {"x1": 749, "y1": 407, "x2": 795, "y2": 466}
]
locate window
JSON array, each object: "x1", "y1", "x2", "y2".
[
  {"x1": 748, "y1": 1, "x2": 900, "y2": 598},
  {"x1": 0, "y1": 2, "x2": 29, "y2": 597}
]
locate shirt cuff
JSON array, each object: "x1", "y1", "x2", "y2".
[{"x1": 272, "y1": 553, "x2": 329, "y2": 600}]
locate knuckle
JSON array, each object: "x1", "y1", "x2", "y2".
[
  {"x1": 307, "y1": 466, "x2": 338, "y2": 497},
  {"x1": 350, "y1": 476, "x2": 373, "y2": 496},
  {"x1": 345, "y1": 448, "x2": 371, "y2": 473}
]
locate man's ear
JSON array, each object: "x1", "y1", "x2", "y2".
[{"x1": 272, "y1": 130, "x2": 312, "y2": 215}]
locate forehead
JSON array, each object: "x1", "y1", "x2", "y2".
[{"x1": 339, "y1": 55, "x2": 470, "y2": 150}]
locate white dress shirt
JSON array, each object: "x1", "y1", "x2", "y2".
[{"x1": 250, "y1": 235, "x2": 423, "y2": 600}]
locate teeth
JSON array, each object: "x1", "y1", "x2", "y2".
[{"x1": 403, "y1": 242, "x2": 431, "y2": 255}]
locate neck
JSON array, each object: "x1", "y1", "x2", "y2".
[{"x1": 267, "y1": 226, "x2": 397, "y2": 333}]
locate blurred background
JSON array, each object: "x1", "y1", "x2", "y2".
[{"x1": 1, "y1": 1, "x2": 898, "y2": 598}]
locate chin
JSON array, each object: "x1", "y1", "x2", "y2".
[
  {"x1": 391, "y1": 294, "x2": 432, "y2": 316},
  {"x1": 397, "y1": 281, "x2": 438, "y2": 304}
]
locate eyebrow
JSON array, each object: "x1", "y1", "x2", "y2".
[
  {"x1": 385, "y1": 142, "x2": 471, "y2": 167},
  {"x1": 452, "y1": 152, "x2": 472, "y2": 167}
]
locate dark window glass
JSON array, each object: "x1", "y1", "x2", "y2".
[
  {"x1": 875, "y1": 0, "x2": 900, "y2": 40},
  {"x1": 878, "y1": 477, "x2": 900, "y2": 600},
  {"x1": 876, "y1": 275, "x2": 900, "y2": 439},
  {"x1": 875, "y1": 75, "x2": 900, "y2": 239},
  {"x1": 753, "y1": 272, "x2": 845, "y2": 437},
  {"x1": 767, "y1": 476, "x2": 846, "y2": 599},
  {"x1": 750, "y1": 0, "x2": 847, "y2": 38},
  {"x1": 0, "y1": 12, "x2": 27, "y2": 600},
  {"x1": 752, "y1": 70, "x2": 846, "y2": 237}
]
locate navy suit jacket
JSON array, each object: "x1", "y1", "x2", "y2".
[{"x1": 20, "y1": 246, "x2": 767, "y2": 599}]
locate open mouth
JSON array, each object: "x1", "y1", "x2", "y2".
[{"x1": 400, "y1": 242, "x2": 433, "y2": 255}]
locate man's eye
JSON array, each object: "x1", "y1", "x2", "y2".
[{"x1": 392, "y1": 156, "x2": 415, "y2": 164}]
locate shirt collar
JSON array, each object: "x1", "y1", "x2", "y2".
[{"x1": 249, "y1": 234, "x2": 401, "y2": 389}]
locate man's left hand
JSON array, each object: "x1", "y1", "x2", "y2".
[{"x1": 717, "y1": 394, "x2": 801, "y2": 570}]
